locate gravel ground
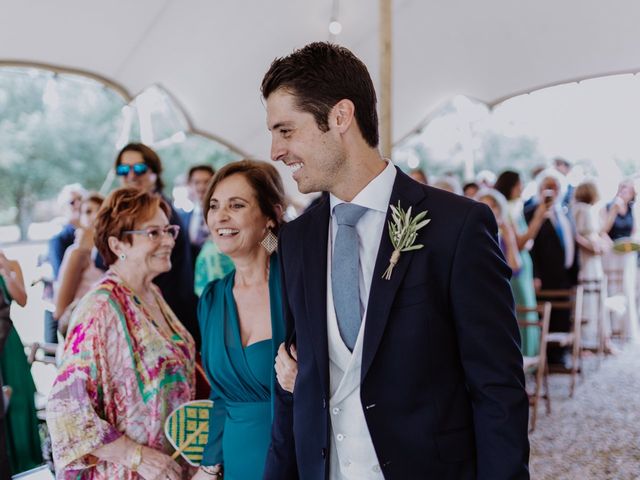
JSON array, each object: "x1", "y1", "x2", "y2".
[{"x1": 529, "y1": 344, "x2": 640, "y2": 479}]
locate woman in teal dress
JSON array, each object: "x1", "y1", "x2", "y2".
[
  {"x1": 193, "y1": 160, "x2": 291, "y2": 480},
  {"x1": 495, "y1": 171, "x2": 550, "y2": 357},
  {"x1": 0, "y1": 251, "x2": 42, "y2": 475}
]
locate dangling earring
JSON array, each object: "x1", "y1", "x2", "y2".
[
  {"x1": 260, "y1": 228, "x2": 278, "y2": 255},
  {"x1": 119, "y1": 253, "x2": 127, "y2": 261}
]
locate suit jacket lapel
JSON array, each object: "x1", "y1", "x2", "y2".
[
  {"x1": 302, "y1": 198, "x2": 331, "y2": 397},
  {"x1": 361, "y1": 170, "x2": 428, "y2": 382}
]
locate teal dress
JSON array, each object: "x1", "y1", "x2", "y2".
[
  {"x1": 198, "y1": 254, "x2": 285, "y2": 480},
  {"x1": 509, "y1": 204, "x2": 541, "y2": 357}
]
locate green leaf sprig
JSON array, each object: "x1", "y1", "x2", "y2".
[{"x1": 382, "y1": 201, "x2": 430, "y2": 280}]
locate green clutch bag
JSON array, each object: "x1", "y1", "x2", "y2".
[{"x1": 164, "y1": 399, "x2": 214, "y2": 466}]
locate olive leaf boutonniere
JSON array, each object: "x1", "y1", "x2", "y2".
[{"x1": 382, "y1": 202, "x2": 431, "y2": 280}]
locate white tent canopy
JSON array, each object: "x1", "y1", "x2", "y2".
[{"x1": 2, "y1": 0, "x2": 639, "y2": 159}]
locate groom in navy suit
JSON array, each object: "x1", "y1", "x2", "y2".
[{"x1": 262, "y1": 42, "x2": 529, "y2": 479}]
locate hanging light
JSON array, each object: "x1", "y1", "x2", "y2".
[
  {"x1": 328, "y1": 0, "x2": 341, "y2": 38},
  {"x1": 329, "y1": 20, "x2": 342, "y2": 35}
]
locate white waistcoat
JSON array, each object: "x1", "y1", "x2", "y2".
[{"x1": 326, "y1": 250, "x2": 384, "y2": 479}]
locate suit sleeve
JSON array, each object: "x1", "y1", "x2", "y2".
[
  {"x1": 450, "y1": 202, "x2": 530, "y2": 479},
  {"x1": 263, "y1": 226, "x2": 299, "y2": 480}
]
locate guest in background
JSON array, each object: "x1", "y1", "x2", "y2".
[
  {"x1": 573, "y1": 181, "x2": 610, "y2": 350},
  {"x1": 476, "y1": 188, "x2": 521, "y2": 273},
  {"x1": 54, "y1": 193, "x2": 105, "y2": 337},
  {"x1": 601, "y1": 178, "x2": 639, "y2": 342},
  {"x1": 408, "y1": 168, "x2": 428, "y2": 185},
  {"x1": 432, "y1": 174, "x2": 462, "y2": 195},
  {"x1": 194, "y1": 240, "x2": 235, "y2": 297},
  {"x1": 45, "y1": 183, "x2": 87, "y2": 343},
  {"x1": 553, "y1": 157, "x2": 574, "y2": 210},
  {"x1": 495, "y1": 170, "x2": 549, "y2": 356},
  {"x1": 179, "y1": 165, "x2": 215, "y2": 264},
  {"x1": 115, "y1": 143, "x2": 199, "y2": 347},
  {"x1": 47, "y1": 187, "x2": 194, "y2": 480},
  {"x1": 463, "y1": 181, "x2": 479, "y2": 198},
  {"x1": 0, "y1": 251, "x2": 42, "y2": 475},
  {"x1": 525, "y1": 168, "x2": 578, "y2": 368},
  {"x1": 194, "y1": 160, "x2": 289, "y2": 480},
  {"x1": 475, "y1": 169, "x2": 496, "y2": 188}
]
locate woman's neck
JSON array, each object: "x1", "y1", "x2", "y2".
[
  {"x1": 112, "y1": 264, "x2": 154, "y2": 299},
  {"x1": 232, "y1": 249, "x2": 270, "y2": 288}
]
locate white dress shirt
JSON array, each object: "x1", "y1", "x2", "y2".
[{"x1": 326, "y1": 160, "x2": 396, "y2": 479}]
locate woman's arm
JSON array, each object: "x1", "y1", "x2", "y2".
[
  {"x1": 514, "y1": 203, "x2": 548, "y2": 250},
  {"x1": 0, "y1": 254, "x2": 27, "y2": 307},
  {"x1": 500, "y1": 224, "x2": 522, "y2": 273},
  {"x1": 600, "y1": 199, "x2": 622, "y2": 235},
  {"x1": 54, "y1": 247, "x2": 90, "y2": 319}
]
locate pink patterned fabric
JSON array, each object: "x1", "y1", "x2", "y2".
[{"x1": 47, "y1": 271, "x2": 195, "y2": 479}]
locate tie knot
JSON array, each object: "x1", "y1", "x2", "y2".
[{"x1": 334, "y1": 203, "x2": 368, "y2": 227}]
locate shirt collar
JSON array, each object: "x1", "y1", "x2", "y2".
[{"x1": 329, "y1": 160, "x2": 396, "y2": 215}]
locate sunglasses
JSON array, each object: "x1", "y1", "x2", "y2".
[
  {"x1": 116, "y1": 163, "x2": 149, "y2": 177},
  {"x1": 122, "y1": 225, "x2": 181, "y2": 241}
]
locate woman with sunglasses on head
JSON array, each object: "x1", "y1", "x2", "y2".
[
  {"x1": 47, "y1": 187, "x2": 195, "y2": 480},
  {"x1": 114, "y1": 143, "x2": 199, "y2": 349}
]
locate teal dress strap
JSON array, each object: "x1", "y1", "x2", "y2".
[{"x1": 198, "y1": 254, "x2": 284, "y2": 468}]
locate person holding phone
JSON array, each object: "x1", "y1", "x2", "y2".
[{"x1": 524, "y1": 168, "x2": 578, "y2": 368}]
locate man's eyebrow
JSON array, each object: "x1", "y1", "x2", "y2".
[{"x1": 270, "y1": 121, "x2": 291, "y2": 131}]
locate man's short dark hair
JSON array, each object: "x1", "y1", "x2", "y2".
[
  {"x1": 187, "y1": 164, "x2": 215, "y2": 182},
  {"x1": 261, "y1": 42, "x2": 379, "y2": 148}
]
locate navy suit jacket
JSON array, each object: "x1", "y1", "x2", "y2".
[{"x1": 264, "y1": 168, "x2": 529, "y2": 479}]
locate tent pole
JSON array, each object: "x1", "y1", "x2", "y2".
[{"x1": 379, "y1": 0, "x2": 392, "y2": 158}]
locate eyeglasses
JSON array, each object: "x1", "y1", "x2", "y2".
[
  {"x1": 122, "y1": 225, "x2": 180, "y2": 241},
  {"x1": 116, "y1": 163, "x2": 149, "y2": 177}
]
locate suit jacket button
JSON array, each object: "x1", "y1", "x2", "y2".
[
  {"x1": 321, "y1": 448, "x2": 327, "y2": 459},
  {"x1": 322, "y1": 398, "x2": 327, "y2": 409}
]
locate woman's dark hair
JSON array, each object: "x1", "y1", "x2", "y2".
[
  {"x1": 261, "y1": 42, "x2": 379, "y2": 148},
  {"x1": 203, "y1": 160, "x2": 286, "y2": 234},
  {"x1": 114, "y1": 143, "x2": 165, "y2": 192},
  {"x1": 494, "y1": 170, "x2": 521, "y2": 201}
]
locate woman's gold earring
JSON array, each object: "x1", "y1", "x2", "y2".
[{"x1": 260, "y1": 228, "x2": 278, "y2": 254}]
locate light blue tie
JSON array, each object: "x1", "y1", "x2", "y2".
[{"x1": 332, "y1": 203, "x2": 368, "y2": 351}]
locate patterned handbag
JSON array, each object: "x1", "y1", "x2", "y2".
[{"x1": 164, "y1": 399, "x2": 214, "y2": 466}]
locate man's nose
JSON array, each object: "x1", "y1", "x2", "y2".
[{"x1": 271, "y1": 137, "x2": 286, "y2": 162}]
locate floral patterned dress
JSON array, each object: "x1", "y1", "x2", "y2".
[{"x1": 46, "y1": 271, "x2": 195, "y2": 479}]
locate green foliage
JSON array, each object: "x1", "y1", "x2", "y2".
[
  {"x1": 0, "y1": 70, "x2": 124, "y2": 236},
  {"x1": 0, "y1": 69, "x2": 240, "y2": 239}
]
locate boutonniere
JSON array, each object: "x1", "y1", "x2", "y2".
[{"x1": 382, "y1": 201, "x2": 431, "y2": 280}]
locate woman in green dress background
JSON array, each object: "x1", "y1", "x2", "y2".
[
  {"x1": 193, "y1": 160, "x2": 294, "y2": 480},
  {"x1": 495, "y1": 171, "x2": 550, "y2": 357},
  {"x1": 0, "y1": 250, "x2": 42, "y2": 476}
]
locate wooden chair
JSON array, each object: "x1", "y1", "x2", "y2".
[
  {"x1": 603, "y1": 268, "x2": 627, "y2": 339},
  {"x1": 579, "y1": 277, "x2": 607, "y2": 365},
  {"x1": 536, "y1": 286, "x2": 584, "y2": 397},
  {"x1": 516, "y1": 301, "x2": 551, "y2": 432}
]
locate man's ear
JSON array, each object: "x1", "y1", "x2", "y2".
[{"x1": 331, "y1": 99, "x2": 355, "y2": 134}]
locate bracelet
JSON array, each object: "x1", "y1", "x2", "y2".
[
  {"x1": 200, "y1": 464, "x2": 222, "y2": 477},
  {"x1": 129, "y1": 444, "x2": 143, "y2": 472}
]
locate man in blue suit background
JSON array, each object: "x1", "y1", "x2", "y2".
[{"x1": 262, "y1": 42, "x2": 529, "y2": 479}]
